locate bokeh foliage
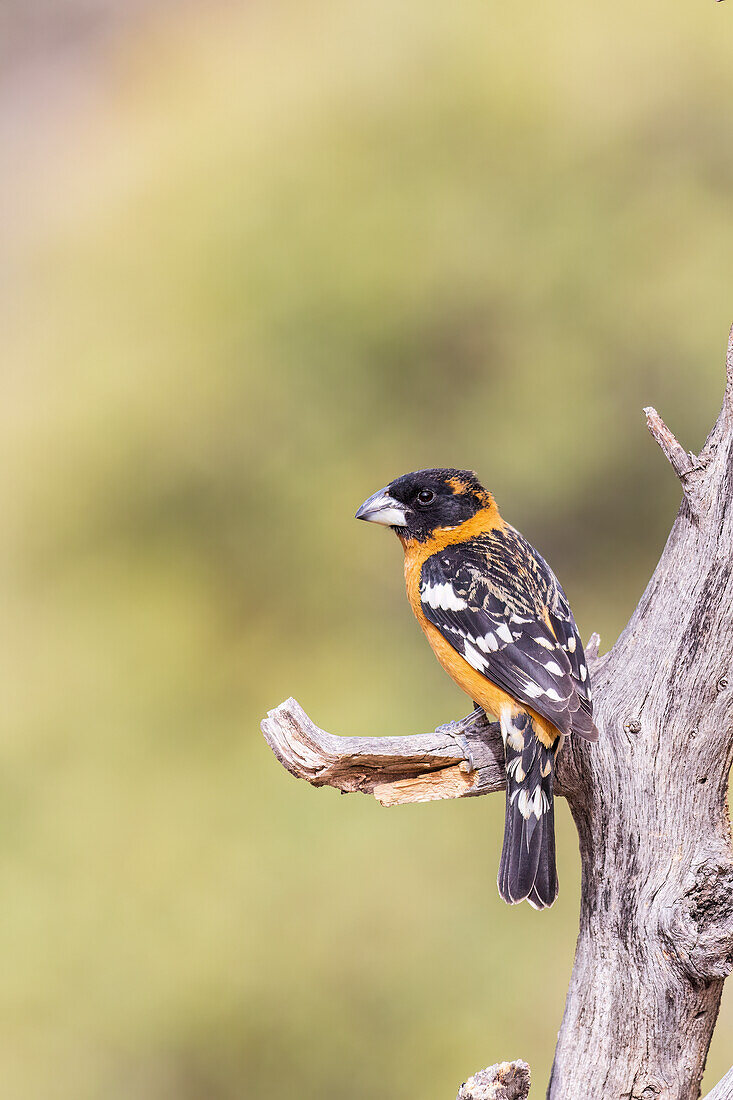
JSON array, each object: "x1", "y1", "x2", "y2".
[{"x1": 2, "y1": 0, "x2": 732, "y2": 1096}]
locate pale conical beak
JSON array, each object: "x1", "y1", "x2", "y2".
[{"x1": 355, "y1": 487, "x2": 408, "y2": 527}]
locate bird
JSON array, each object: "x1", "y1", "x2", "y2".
[{"x1": 356, "y1": 468, "x2": 598, "y2": 909}]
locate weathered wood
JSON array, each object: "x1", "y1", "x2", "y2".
[
  {"x1": 644, "y1": 406, "x2": 698, "y2": 484},
  {"x1": 457, "y1": 1060, "x2": 531, "y2": 1100},
  {"x1": 261, "y1": 633, "x2": 602, "y2": 806},
  {"x1": 703, "y1": 1067, "x2": 733, "y2": 1100},
  {"x1": 262, "y1": 697, "x2": 577, "y2": 805},
  {"x1": 548, "y1": 331, "x2": 733, "y2": 1100},
  {"x1": 260, "y1": 697, "x2": 506, "y2": 805},
  {"x1": 261, "y1": 332, "x2": 733, "y2": 1098}
]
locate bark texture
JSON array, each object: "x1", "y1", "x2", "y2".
[
  {"x1": 457, "y1": 1061, "x2": 531, "y2": 1100},
  {"x1": 261, "y1": 333, "x2": 733, "y2": 1099}
]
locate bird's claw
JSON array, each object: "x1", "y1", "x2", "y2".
[{"x1": 436, "y1": 723, "x2": 476, "y2": 774}]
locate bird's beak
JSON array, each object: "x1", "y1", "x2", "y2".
[{"x1": 355, "y1": 487, "x2": 408, "y2": 527}]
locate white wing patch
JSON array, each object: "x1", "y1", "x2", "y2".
[
  {"x1": 557, "y1": 624, "x2": 591, "y2": 707},
  {"x1": 421, "y1": 581, "x2": 468, "y2": 612},
  {"x1": 462, "y1": 640, "x2": 489, "y2": 673}
]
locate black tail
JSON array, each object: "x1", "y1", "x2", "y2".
[{"x1": 497, "y1": 711, "x2": 558, "y2": 910}]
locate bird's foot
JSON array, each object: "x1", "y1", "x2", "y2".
[{"x1": 436, "y1": 723, "x2": 477, "y2": 775}]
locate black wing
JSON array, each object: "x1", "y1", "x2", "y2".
[
  {"x1": 543, "y1": 567, "x2": 594, "y2": 720},
  {"x1": 420, "y1": 527, "x2": 597, "y2": 740}
]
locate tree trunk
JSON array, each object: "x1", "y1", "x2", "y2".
[{"x1": 261, "y1": 331, "x2": 733, "y2": 1099}]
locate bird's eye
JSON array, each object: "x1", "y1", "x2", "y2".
[{"x1": 416, "y1": 489, "x2": 435, "y2": 506}]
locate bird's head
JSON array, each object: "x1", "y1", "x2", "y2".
[{"x1": 356, "y1": 468, "x2": 495, "y2": 542}]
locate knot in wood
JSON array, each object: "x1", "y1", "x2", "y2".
[
  {"x1": 716, "y1": 676, "x2": 728, "y2": 692},
  {"x1": 659, "y1": 858, "x2": 733, "y2": 985},
  {"x1": 634, "y1": 1083, "x2": 663, "y2": 1100},
  {"x1": 624, "y1": 718, "x2": 642, "y2": 735}
]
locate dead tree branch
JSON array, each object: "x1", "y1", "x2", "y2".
[
  {"x1": 703, "y1": 1067, "x2": 733, "y2": 1100},
  {"x1": 261, "y1": 696, "x2": 593, "y2": 806},
  {"x1": 643, "y1": 405, "x2": 698, "y2": 481},
  {"x1": 457, "y1": 1061, "x2": 531, "y2": 1100},
  {"x1": 261, "y1": 329, "x2": 733, "y2": 1099},
  {"x1": 261, "y1": 697, "x2": 505, "y2": 805}
]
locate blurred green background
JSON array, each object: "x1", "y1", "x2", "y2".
[{"x1": 1, "y1": 0, "x2": 732, "y2": 1096}]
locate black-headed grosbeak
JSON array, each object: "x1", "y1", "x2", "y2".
[{"x1": 356, "y1": 468, "x2": 598, "y2": 909}]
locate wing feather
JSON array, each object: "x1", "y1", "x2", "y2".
[{"x1": 420, "y1": 530, "x2": 597, "y2": 739}]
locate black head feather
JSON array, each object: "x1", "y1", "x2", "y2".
[{"x1": 386, "y1": 467, "x2": 493, "y2": 540}]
